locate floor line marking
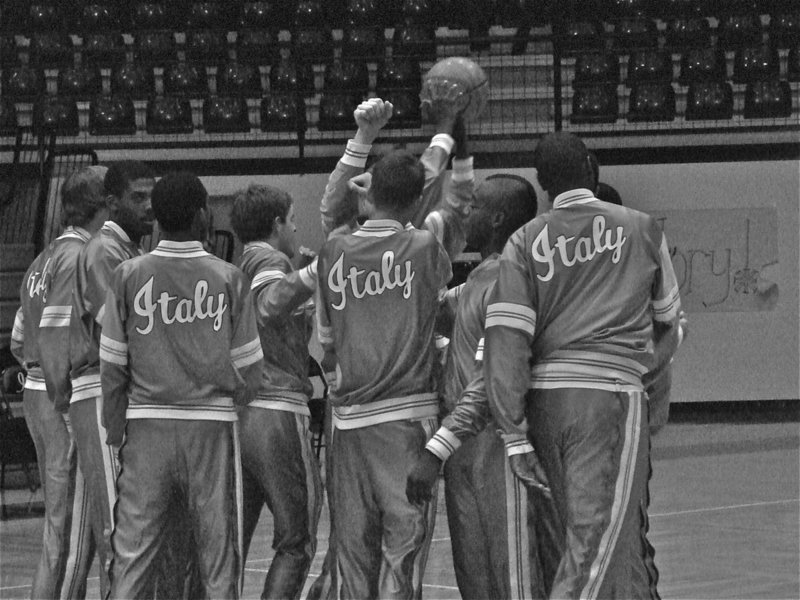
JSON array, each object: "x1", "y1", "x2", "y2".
[{"x1": 651, "y1": 498, "x2": 798, "y2": 518}]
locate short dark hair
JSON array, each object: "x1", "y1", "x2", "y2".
[
  {"x1": 151, "y1": 172, "x2": 208, "y2": 233},
  {"x1": 597, "y1": 181, "x2": 623, "y2": 206},
  {"x1": 230, "y1": 184, "x2": 293, "y2": 244},
  {"x1": 104, "y1": 160, "x2": 155, "y2": 199},
  {"x1": 532, "y1": 132, "x2": 594, "y2": 194},
  {"x1": 481, "y1": 174, "x2": 538, "y2": 242},
  {"x1": 369, "y1": 150, "x2": 425, "y2": 212},
  {"x1": 61, "y1": 166, "x2": 106, "y2": 227}
]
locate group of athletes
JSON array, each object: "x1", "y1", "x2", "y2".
[{"x1": 11, "y1": 93, "x2": 684, "y2": 600}]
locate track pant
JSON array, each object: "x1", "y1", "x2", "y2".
[
  {"x1": 24, "y1": 388, "x2": 94, "y2": 600},
  {"x1": 444, "y1": 426, "x2": 562, "y2": 600},
  {"x1": 526, "y1": 388, "x2": 659, "y2": 600},
  {"x1": 332, "y1": 417, "x2": 438, "y2": 600},
  {"x1": 68, "y1": 397, "x2": 118, "y2": 599},
  {"x1": 239, "y1": 407, "x2": 323, "y2": 600},
  {"x1": 109, "y1": 419, "x2": 242, "y2": 600},
  {"x1": 307, "y1": 401, "x2": 336, "y2": 600}
]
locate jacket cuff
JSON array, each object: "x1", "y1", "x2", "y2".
[
  {"x1": 429, "y1": 133, "x2": 455, "y2": 155},
  {"x1": 451, "y1": 156, "x2": 474, "y2": 182},
  {"x1": 426, "y1": 426, "x2": 461, "y2": 461},
  {"x1": 503, "y1": 434, "x2": 534, "y2": 457},
  {"x1": 342, "y1": 140, "x2": 372, "y2": 167}
]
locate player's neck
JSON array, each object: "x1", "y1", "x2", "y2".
[{"x1": 161, "y1": 230, "x2": 198, "y2": 242}]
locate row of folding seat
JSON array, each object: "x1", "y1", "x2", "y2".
[
  {"x1": 571, "y1": 79, "x2": 795, "y2": 123},
  {"x1": 0, "y1": 57, "x2": 423, "y2": 99},
  {"x1": 0, "y1": 89, "x2": 424, "y2": 136}
]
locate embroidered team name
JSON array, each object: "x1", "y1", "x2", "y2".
[
  {"x1": 133, "y1": 276, "x2": 228, "y2": 335},
  {"x1": 328, "y1": 250, "x2": 415, "y2": 311},
  {"x1": 26, "y1": 257, "x2": 52, "y2": 301},
  {"x1": 531, "y1": 216, "x2": 627, "y2": 282}
]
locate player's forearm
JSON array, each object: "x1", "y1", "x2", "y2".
[
  {"x1": 10, "y1": 308, "x2": 24, "y2": 365},
  {"x1": 320, "y1": 141, "x2": 370, "y2": 236},
  {"x1": 99, "y1": 362, "x2": 130, "y2": 446},
  {"x1": 411, "y1": 135, "x2": 454, "y2": 228},
  {"x1": 651, "y1": 316, "x2": 680, "y2": 374},
  {"x1": 484, "y1": 327, "x2": 532, "y2": 438},
  {"x1": 260, "y1": 263, "x2": 317, "y2": 319}
]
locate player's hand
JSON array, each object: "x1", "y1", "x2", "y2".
[
  {"x1": 297, "y1": 246, "x2": 316, "y2": 269},
  {"x1": 353, "y1": 98, "x2": 394, "y2": 145},
  {"x1": 421, "y1": 80, "x2": 468, "y2": 132},
  {"x1": 406, "y1": 450, "x2": 442, "y2": 505},
  {"x1": 347, "y1": 171, "x2": 372, "y2": 215},
  {"x1": 509, "y1": 451, "x2": 551, "y2": 499},
  {"x1": 678, "y1": 310, "x2": 689, "y2": 343}
]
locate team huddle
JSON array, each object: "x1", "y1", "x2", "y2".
[{"x1": 11, "y1": 96, "x2": 683, "y2": 600}]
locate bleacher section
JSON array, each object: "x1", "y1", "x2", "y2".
[{"x1": 0, "y1": 0, "x2": 797, "y2": 161}]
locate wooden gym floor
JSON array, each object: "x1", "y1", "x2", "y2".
[{"x1": 1, "y1": 402, "x2": 798, "y2": 600}]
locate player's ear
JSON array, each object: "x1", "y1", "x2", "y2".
[
  {"x1": 191, "y1": 206, "x2": 209, "y2": 242},
  {"x1": 492, "y1": 211, "x2": 505, "y2": 230}
]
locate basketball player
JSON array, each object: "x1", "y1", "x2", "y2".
[
  {"x1": 315, "y1": 150, "x2": 452, "y2": 599},
  {"x1": 231, "y1": 184, "x2": 323, "y2": 600},
  {"x1": 484, "y1": 132, "x2": 682, "y2": 598},
  {"x1": 307, "y1": 96, "x2": 474, "y2": 600},
  {"x1": 10, "y1": 166, "x2": 107, "y2": 599},
  {"x1": 406, "y1": 174, "x2": 562, "y2": 599},
  {"x1": 100, "y1": 172, "x2": 263, "y2": 599}
]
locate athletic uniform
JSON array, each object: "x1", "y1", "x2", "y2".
[
  {"x1": 10, "y1": 228, "x2": 95, "y2": 599},
  {"x1": 316, "y1": 220, "x2": 452, "y2": 600},
  {"x1": 485, "y1": 189, "x2": 681, "y2": 599},
  {"x1": 68, "y1": 221, "x2": 200, "y2": 600},
  {"x1": 237, "y1": 241, "x2": 323, "y2": 600},
  {"x1": 425, "y1": 256, "x2": 561, "y2": 600},
  {"x1": 100, "y1": 240, "x2": 263, "y2": 599}
]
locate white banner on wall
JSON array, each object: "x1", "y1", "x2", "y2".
[{"x1": 651, "y1": 208, "x2": 779, "y2": 313}]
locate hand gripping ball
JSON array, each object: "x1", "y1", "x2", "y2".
[{"x1": 419, "y1": 57, "x2": 489, "y2": 123}]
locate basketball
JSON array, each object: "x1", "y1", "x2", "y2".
[{"x1": 420, "y1": 57, "x2": 489, "y2": 123}]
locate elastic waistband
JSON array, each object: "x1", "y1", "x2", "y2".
[
  {"x1": 332, "y1": 393, "x2": 438, "y2": 430},
  {"x1": 530, "y1": 350, "x2": 646, "y2": 392},
  {"x1": 70, "y1": 373, "x2": 101, "y2": 403},
  {"x1": 126, "y1": 397, "x2": 237, "y2": 422}
]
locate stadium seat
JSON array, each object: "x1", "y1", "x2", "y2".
[
  {"x1": 293, "y1": 28, "x2": 333, "y2": 63},
  {"x1": 260, "y1": 93, "x2": 307, "y2": 132},
  {"x1": 554, "y1": 21, "x2": 605, "y2": 55},
  {"x1": 393, "y1": 21, "x2": 436, "y2": 60},
  {"x1": 89, "y1": 96, "x2": 137, "y2": 135},
  {"x1": 29, "y1": 33, "x2": 75, "y2": 68},
  {"x1": 185, "y1": 30, "x2": 229, "y2": 64},
  {"x1": 269, "y1": 58, "x2": 316, "y2": 95},
  {"x1": 769, "y1": 13, "x2": 800, "y2": 49},
  {"x1": 570, "y1": 84, "x2": 619, "y2": 124},
  {"x1": 203, "y1": 96, "x2": 251, "y2": 133},
  {"x1": 239, "y1": 2, "x2": 275, "y2": 29},
  {"x1": 217, "y1": 62, "x2": 262, "y2": 97},
  {"x1": 236, "y1": 30, "x2": 279, "y2": 66},
  {"x1": 341, "y1": 25, "x2": 385, "y2": 59},
  {"x1": 187, "y1": 2, "x2": 232, "y2": 30},
  {"x1": 376, "y1": 89, "x2": 421, "y2": 128},
  {"x1": 376, "y1": 57, "x2": 421, "y2": 90},
  {"x1": 401, "y1": 0, "x2": 433, "y2": 24},
  {"x1": 132, "y1": 2, "x2": 173, "y2": 30},
  {"x1": 743, "y1": 80, "x2": 792, "y2": 118},
  {"x1": 1, "y1": 35, "x2": 19, "y2": 66},
  {"x1": 732, "y1": 44, "x2": 779, "y2": 83},
  {"x1": 679, "y1": 47, "x2": 727, "y2": 84},
  {"x1": 296, "y1": 0, "x2": 327, "y2": 27},
  {"x1": 324, "y1": 60, "x2": 370, "y2": 92},
  {"x1": 146, "y1": 96, "x2": 194, "y2": 134},
  {"x1": 80, "y1": 3, "x2": 118, "y2": 32},
  {"x1": 0, "y1": 99, "x2": 17, "y2": 136},
  {"x1": 58, "y1": 65, "x2": 103, "y2": 100},
  {"x1": 574, "y1": 52, "x2": 620, "y2": 84},
  {"x1": 346, "y1": 0, "x2": 383, "y2": 26},
  {"x1": 162, "y1": 62, "x2": 209, "y2": 98},
  {"x1": 33, "y1": 97, "x2": 79, "y2": 136},
  {"x1": 82, "y1": 32, "x2": 126, "y2": 67},
  {"x1": 718, "y1": 14, "x2": 763, "y2": 49},
  {"x1": 627, "y1": 82, "x2": 676, "y2": 122},
  {"x1": 685, "y1": 80, "x2": 733, "y2": 120},
  {"x1": 626, "y1": 49, "x2": 673, "y2": 85},
  {"x1": 612, "y1": 18, "x2": 659, "y2": 49},
  {"x1": 788, "y1": 45, "x2": 800, "y2": 81},
  {"x1": 111, "y1": 62, "x2": 157, "y2": 100},
  {"x1": 2, "y1": 66, "x2": 45, "y2": 100},
  {"x1": 665, "y1": 17, "x2": 711, "y2": 49},
  {"x1": 318, "y1": 92, "x2": 363, "y2": 130},
  {"x1": 135, "y1": 31, "x2": 178, "y2": 64},
  {"x1": 27, "y1": 3, "x2": 62, "y2": 32}
]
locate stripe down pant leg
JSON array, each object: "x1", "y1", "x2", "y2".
[{"x1": 526, "y1": 388, "x2": 657, "y2": 600}]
